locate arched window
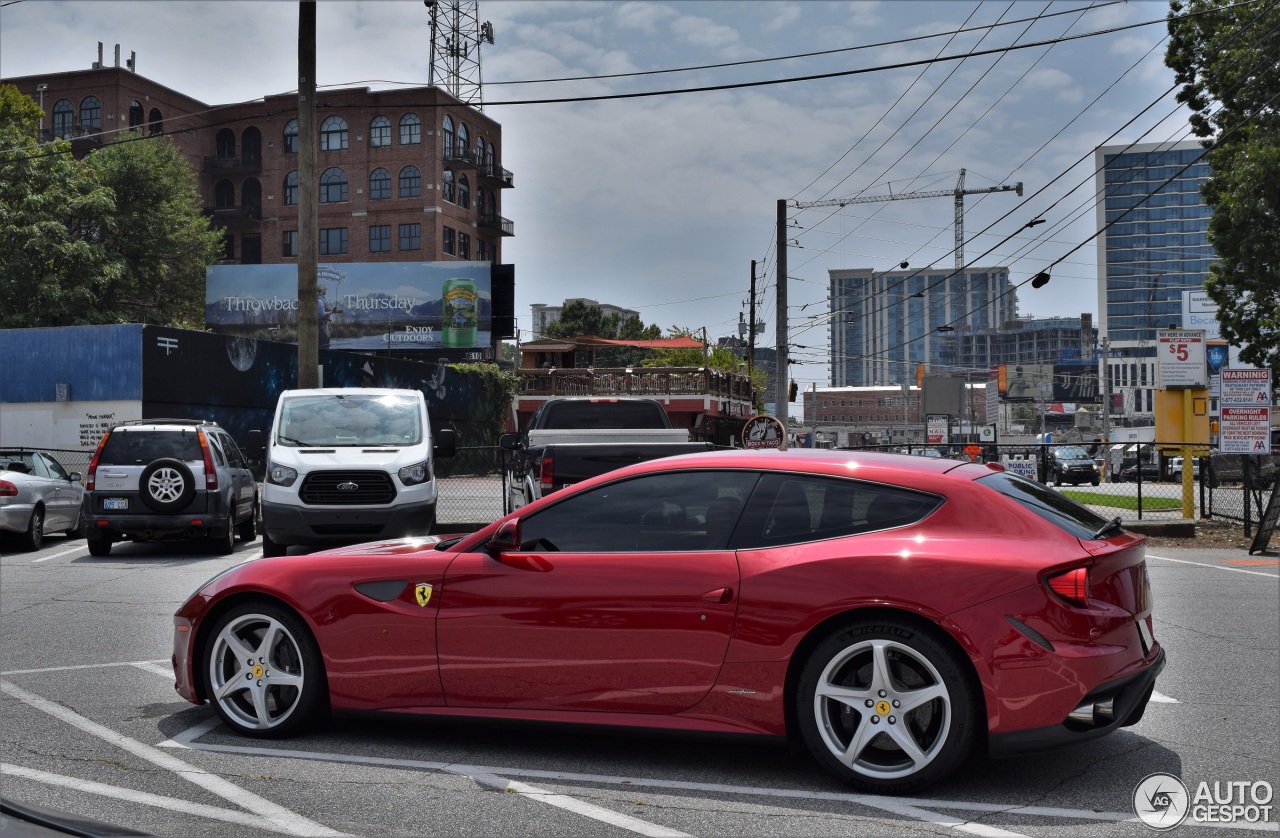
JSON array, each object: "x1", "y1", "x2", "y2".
[
  {"x1": 241, "y1": 127, "x2": 262, "y2": 164},
  {"x1": 475, "y1": 134, "x2": 485, "y2": 164},
  {"x1": 320, "y1": 115, "x2": 348, "y2": 151},
  {"x1": 442, "y1": 169, "x2": 454, "y2": 202},
  {"x1": 442, "y1": 115, "x2": 454, "y2": 158},
  {"x1": 369, "y1": 168, "x2": 391, "y2": 201},
  {"x1": 399, "y1": 113, "x2": 421, "y2": 145},
  {"x1": 148, "y1": 107, "x2": 163, "y2": 135},
  {"x1": 320, "y1": 167, "x2": 348, "y2": 203},
  {"x1": 79, "y1": 96, "x2": 101, "y2": 131},
  {"x1": 215, "y1": 128, "x2": 236, "y2": 159},
  {"x1": 283, "y1": 119, "x2": 299, "y2": 154},
  {"x1": 242, "y1": 178, "x2": 262, "y2": 218},
  {"x1": 457, "y1": 174, "x2": 470, "y2": 210},
  {"x1": 283, "y1": 171, "x2": 298, "y2": 206},
  {"x1": 399, "y1": 166, "x2": 421, "y2": 198},
  {"x1": 477, "y1": 188, "x2": 488, "y2": 217},
  {"x1": 456, "y1": 123, "x2": 469, "y2": 157},
  {"x1": 128, "y1": 101, "x2": 144, "y2": 128},
  {"x1": 486, "y1": 141, "x2": 495, "y2": 168},
  {"x1": 214, "y1": 179, "x2": 235, "y2": 210},
  {"x1": 52, "y1": 100, "x2": 73, "y2": 139},
  {"x1": 369, "y1": 116, "x2": 391, "y2": 148}
]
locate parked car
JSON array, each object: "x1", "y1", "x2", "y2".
[
  {"x1": 0, "y1": 451, "x2": 86, "y2": 551},
  {"x1": 174, "y1": 449, "x2": 1163, "y2": 795},
  {"x1": 1047, "y1": 446, "x2": 1101, "y2": 486},
  {"x1": 1119, "y1": 462, "x2": 1162, "y2": 483},
  {"x1": 1169, "y1": 457, "x2": 1202, "y2": 482},
  {"x1": 84, "y1": 419, "x2": 258, "y2": 557}
]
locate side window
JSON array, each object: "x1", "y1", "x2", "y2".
[
  {"x1": 734, "y1": 474, "x2": 942, "y2": 548},
  {"x1": 205, "y1": 433, "x2": 228, "y2": 467},
  {"x1": 42, "y1": 455, "x2": 70, "y2": 480},
  {"x1": 517, "y1": 471, "x2": 759, "y2": 553},
  {"x1": 219, "y1": 434, "x2": 246, "y2": 468},
  {"x1": 29, "y1": 455, "x2": 52, "y2": 478}
]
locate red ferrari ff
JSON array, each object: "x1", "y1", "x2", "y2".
[{"x1": 172, "y1": 449, "x2": 1163, "y2": 793}]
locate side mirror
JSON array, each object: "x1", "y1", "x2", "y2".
[
  {"x1": 434, "y1": 428, "x2": 457, "y2": 459},
  {"x1": 245, "y1": 429, "x2": 265, "y2": 463},
  {"x1": 486, "y1": 518, "x2": 520, "y2": 554},
  {"x1": 499, "y1": 433, "x2": 522, "y2": 451},
  {"x1": 69, "y1": 471, "x2": 83, "y2": 483}
]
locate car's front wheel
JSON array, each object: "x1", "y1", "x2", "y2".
[
  {"x1": 260, "y1": 531, "x2": 287, "y2": 558},
  {"x1": 796, "y1": 619, "x2": 979, "y2": 794},
  {"x1": 238, "y1": 497, "x2": 257, "y2": 542},
  {"x1": 202, "y1": 602, "x2": 326, "y2": 737}
]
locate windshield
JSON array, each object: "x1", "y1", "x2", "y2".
[
  {"x1": 277, "y1": 394, "x2": 422, "y2": 447},
  {"x1": 977, "y1": 471, "x2": 1111, "y2": 540},
  {"x1": 1056, "y1": 447, "x2": 1092, "y2": 461}
]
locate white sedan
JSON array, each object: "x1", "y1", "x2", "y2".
[{"x1": 0, "y1": 451, "x2": 86, "y2": 551}]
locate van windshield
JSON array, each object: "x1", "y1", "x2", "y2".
[{"x1": 277, "y1": 394, "x2": 422, "y2": 447}]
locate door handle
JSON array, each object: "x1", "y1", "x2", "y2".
[{"x1": 701, "y1": 587, "x2": 733, "y2": 604}]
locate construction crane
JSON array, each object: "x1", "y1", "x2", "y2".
[{"x1": 792, "y1": 169, "x2": 1023, "y2": 272}]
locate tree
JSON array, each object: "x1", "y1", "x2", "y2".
[
  {"x1": 83, "y1": 130, "x2": 223, "y2": 326},
  {"x1": 1166, "y1": 0, "x2": 1280, "y2": 371},
  {"x1": 0, "y1": 84, "x2": 118, "y2": 327}
]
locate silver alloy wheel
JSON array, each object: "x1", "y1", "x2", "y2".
[
  {"x1": 812, "y1": 638, "x2": 952, "y2": 781},
  {"x1": 147, "y1": 466, "x2": 187, "y2": 504},
  {"x1": 208, "y1": 613, "x2": 306, "y2": 731}
]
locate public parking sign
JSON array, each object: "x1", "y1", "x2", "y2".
[{"x1": 1157, "y1": 329, "x2": 1206, "y2": 388}]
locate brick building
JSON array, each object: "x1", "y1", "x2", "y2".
[{"x1": 5, "y1": 53, "x2": 513, "y2": 269}]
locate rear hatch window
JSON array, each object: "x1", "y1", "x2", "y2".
[
  {"x1": 99, "y1": 431, "x2": 201, "y2": 465},
  {"x1": 977, "y1": 471, "x2": 1113, "y2": 540}
]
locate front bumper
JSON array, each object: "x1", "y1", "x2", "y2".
[{"x1": 262, "y1": 498, "x2": 436, "y2": 546}]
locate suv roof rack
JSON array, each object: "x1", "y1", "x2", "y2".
[{"x1": 116, "y1": 418, "x2": 216, "y2": 427}]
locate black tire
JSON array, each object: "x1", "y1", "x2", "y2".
[
  {"x1": 19, "y1": 505, "x2": 44, "y2": 551},
  {"x1": 140, "y1": 458, "x2": 196, "y2": 513},
  {"x1": 238, "y1": 496, "x2": 257, "y2": 542},
  {"x1": 201, "y1": 601, "x2": 327, "y2": 737},
  {"x1": 261, "y1": 530, "x2": 287, "y2": 558},
  {"x1": 87, "y1": 536, "x2": 112, "y2": 557},
  {"x1": 1090, "y1": 478, "x2": 1100, "y2": 487},
  {"x1": 211, "y1": 518, "x2": 236, "y2": 555},
  {"x1": 795, "y1": 618, "x2": 979, "y2": 794}
]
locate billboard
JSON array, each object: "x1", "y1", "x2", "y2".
[
  {"x1": 206, "y1": 262, "x2": 493, "y2": 350},
  {"x1": 1004, "y1": 363, "x2": 1099, "y2": 402}
]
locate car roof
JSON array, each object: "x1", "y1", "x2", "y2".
[
  {"x1": 624, "y1": 447, "x2": 984, "y2": 483},
  {"x1": 278, "y1": 388, "x2": 422, "y2": 397}
]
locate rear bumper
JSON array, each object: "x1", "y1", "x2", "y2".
[
  {"x1": 0, "y1": 502, "x2": 36, "y2": 533},
  {"x1": 87, "y1": 512, "x2": 231, "y2": 540},
  {"x1": 262, "y1": 499, "x2": 436, "y2": 546},
  {"x1": 988, "y1": 646, "x2": 1165, "y2": 757}
]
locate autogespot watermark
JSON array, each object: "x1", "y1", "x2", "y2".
[{"x1": 1133, "y1": 773, "x2": 1275, "y2": 830}]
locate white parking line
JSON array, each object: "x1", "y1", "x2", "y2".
[
  {"x1": 30, "y1": 544, "x2": 88, "y2": 563},
  {"x1": 1, "y1": 763, "x2": 306, "y2": 835},
  {"x1": 1148, "y1": 554, "x2": 1280, "y2": 579},
  {"x1": 2, "y1": 658, "x2": 169, "y2": 677},
  {"x1": 1149, "y1": 691, "x2": 1179, "y2": 703},
  {"x1": 0, "y1": 679, "x2": 346, "y2": 837},
  {"x1": 130, "y1": 660, "x2": 173, "y2": 680}
]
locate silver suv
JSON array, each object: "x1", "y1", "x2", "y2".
[{"x1": 84, "y1": 420, "x2": 257, "y2": 556}]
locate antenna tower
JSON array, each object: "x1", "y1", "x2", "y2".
[{"x1": 426, "y1": 0, "x2": 495, "y2": 109}]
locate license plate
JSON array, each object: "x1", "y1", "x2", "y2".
[
  {"x1": 103, "y1": 498, "x2": 128, "y2": 511},
  {"x1": 1137, "y1": 617, "x2": 1154, "y2": 654}
]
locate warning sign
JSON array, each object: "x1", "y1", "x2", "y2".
[
  {"x1": 1220, "y1": 406, "x2": 1271, "y2": 454},
  {"x1": 1220, "y1": 368, "x2": 1272, "y2": 407}
]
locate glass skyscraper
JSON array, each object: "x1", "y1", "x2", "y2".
[{"x1": 1094, "y1": 140, "x2": 1214, "y2": 417}]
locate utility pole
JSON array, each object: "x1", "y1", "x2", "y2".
[
  {"x1": 748, "y1": 260, "x2": 758, "y2": 379},
  {"x1": 297, "y1": 1, "x2": 319, "y2": 387},
  {"x1": 775, "y1": 200, "x2": 789, "y2": 448}
]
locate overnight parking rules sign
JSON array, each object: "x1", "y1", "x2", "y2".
[{"x1": 1220, "y1": 369, "x2": 1272, "y2": 454}]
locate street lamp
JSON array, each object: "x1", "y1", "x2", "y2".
[{"x1": 36, "y1": 83, "x2": 48, "y2": 138}]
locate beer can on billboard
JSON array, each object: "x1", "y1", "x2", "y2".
[{"x1": 442, "y1": 278, "x2": 478, "y2": 348}]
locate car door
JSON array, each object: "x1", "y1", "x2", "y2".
[
  {"x1": 437, "y1": 470, "x2": 758, "y2": 715},
  {"x1": 38, "y1": 454, "x2": 78, "y2": 530},
  {"x1": 217, "y1": 432, "x2": 255, "y2": 519}
]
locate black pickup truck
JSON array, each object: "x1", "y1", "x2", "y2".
[{"x1": 500, "y1": 397, "x2": 716, "y2": 511}]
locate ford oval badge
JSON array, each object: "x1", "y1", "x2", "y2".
[{"x1": 337, "y1": 481, "x2": 359, "y2": 491}]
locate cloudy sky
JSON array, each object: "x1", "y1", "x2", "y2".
[{"x1": 1, "y1": 0, "x2": 1190, "y2": 387}]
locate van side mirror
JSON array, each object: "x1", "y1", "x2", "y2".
[
  {"x1": 434, "y1": 427, "x2": 457, "y2": 459},
  {"x1": 486, "y1": 518, "x2": 520, "y2": 554},
  {"x1": 245, "y1": 429, "x2": 264, "y2": 463},
  {"x1": 499, "y1": 433, "x2": 522, "y2": 451}
]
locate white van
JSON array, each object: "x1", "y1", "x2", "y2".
[{"x1": 254, "y1": 388, "x2": 455, "y2": 556}]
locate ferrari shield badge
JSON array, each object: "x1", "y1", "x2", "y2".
[{"x1": 414, "y1": 583, "x2": 433, "y2": 607}]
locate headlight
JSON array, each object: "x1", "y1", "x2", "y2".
[
  {"x1": 399, "y1": 460, "x2": 431, "y2": 486},
  {"x1": 267, "y1": 462, "x2": 298, "y2": 486}
]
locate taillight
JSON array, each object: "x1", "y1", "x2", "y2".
[
  {"x1": 0, "y1": 480, "x2": 18, "y2": 497},
  {"x1": 197, "y1": 430, "x2": 218, "y2": 490},
  {"x1": 539, "y1": 454, "x2": 554, "y2": 490},
  {"x1": 86, "y1": 432, "x2": 109, "y2": 491},
  {"x1": 1046, "y1": 567, "x2": 1090, "y2": 607}
]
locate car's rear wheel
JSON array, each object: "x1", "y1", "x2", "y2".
[
  {"x1": 796, "y1": 619, "x2": 979, "y2": 794},
  {"x1": 203, "y1": 602, "x2": 326, "y2": 737},
  {"x1": 19, "y1": 505, "x2": 44, "y2": 551},
  {"x1": 66, "y1": 504, "x2": 85, "y2": 539},
  {"x1": 140, "y1": 458, "x2": 196, "y2": 513},
  {"x1": 238, "y1": 497, "x2": 257, "y2": 542},
  {"x1": 211, "y1": 518, "x2": 236, "y2": 555},
  {"x1": 87, "y1": 535, "x2": 112, "y2": 557}
]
